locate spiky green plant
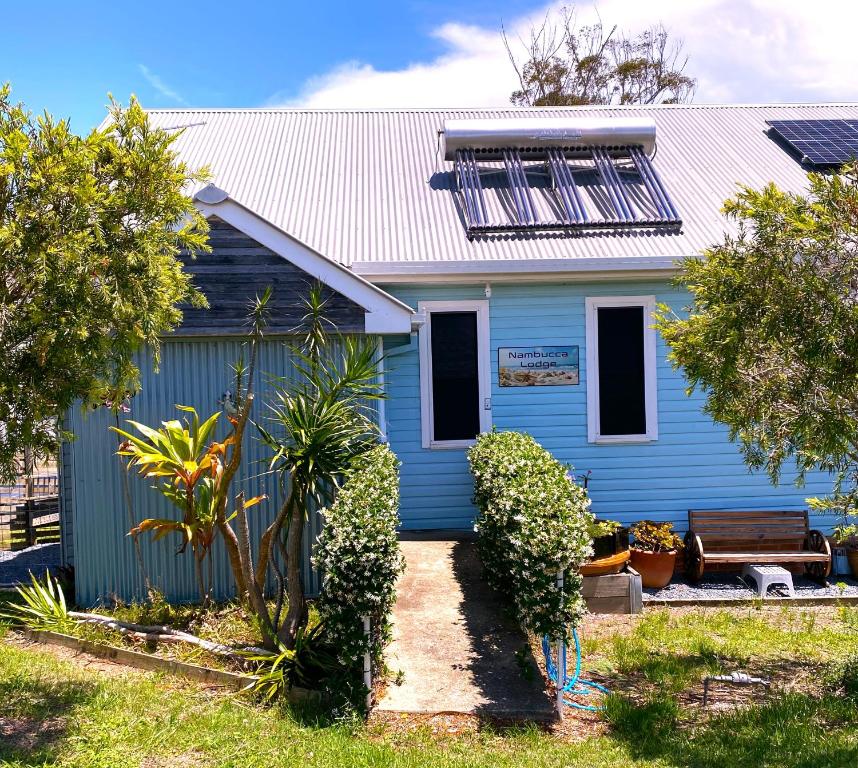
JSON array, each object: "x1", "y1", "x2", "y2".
[
  {"x1": 254, "y1": 283, "x2": 385, "y2": 649},
  {"x1": 112, "y1": 406, "x2": 265, "y2": 603},
  {"x1": 0, "y1": 572, "x2": 73, "y2": 632},
  {"x1": 243, "y1": 622, "x2": 338, "y2": 700}
]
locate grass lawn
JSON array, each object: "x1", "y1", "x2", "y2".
[{"x1": 1, "y1": 606, "x2": 856, "y2": 768}]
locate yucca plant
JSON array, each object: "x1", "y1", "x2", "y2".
[
  {"x1": 113, "y1": 405, "x2": 265, "y2": 602},
  {"x1": 0, "y1": 572, "x2": 73, "y2": 632},
  {"x1": 255, "y1": 284, "x2": 384, "y2": 649}
]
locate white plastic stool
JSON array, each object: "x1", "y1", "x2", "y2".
[{"x1": 742, "y1": 564, "x2": 795, "y2": 597}]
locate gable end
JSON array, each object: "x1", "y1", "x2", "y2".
[{"x1": 176, "y1": 217, "x2": 365, "y2": 336}]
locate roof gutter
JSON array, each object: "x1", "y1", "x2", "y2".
[{"x1": 352, "y1": 256, "x2": 687, "y2": 284}]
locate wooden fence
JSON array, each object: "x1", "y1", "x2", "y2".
[{"x1": 0, "y1": 475, "x2": 60, "y2": 551}]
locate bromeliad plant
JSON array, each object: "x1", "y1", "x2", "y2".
[
  {"x1": 630, "y1": 520, "x2": 683, "y2": 553},
  {"x1": 112, "y1": 405, "x2": 265, "y2": 603},
  {"x1": 111, "y1": 289, "x2": 272, "y2": 604}
]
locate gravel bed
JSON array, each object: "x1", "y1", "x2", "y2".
[
  {"x1": 0, "y1": 543, "x2": 61, "y2": 587},
  {"x1": 643, "y1": 572, "x2": 858, "y2": 602}
]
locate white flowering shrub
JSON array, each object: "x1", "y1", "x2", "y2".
[
  {"x1": 468, "y1": 430, "x2": 593, "y2": 639},
  {"x1": 313, "y1": 443, "x2": 404, "y2": 677}
]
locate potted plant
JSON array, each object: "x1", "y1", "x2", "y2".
[
  {"x1": 580, "y1": 519, "x2": 630, "y2": 576},
  {"x1": 629, "y1": 520, "x2": 683, "y2": 588},
  {"x1": 833, "y1": 524, "x2": 858, "y2": 576}
]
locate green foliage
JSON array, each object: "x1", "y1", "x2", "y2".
[
  {"x1": 507, "y1": 10, "x2": 695, "y2": 107},
  {"x1": 629, "y1": 520, "x2": 683, "y2": 553},
  {"x1": 656, "y1": 165, "x2": 858, "y2": 530},
  {"x1": 825, "y1": 653, "x2": 858, "y2": 699},
  {"x1": 468, "y1": 430, "x2": 592, "y2": 639},
  {"x1": 313, "y1": 444, "x2": 404, "y2": 678},
  {"x1": 0, "y1": 572, "x2": 73, "y2": 632},
  {"x1": 260, "y1": 339, "x2": 384, "y2": 513},
  {"x1": 589, "y1": 518, "x2": 621, "y2": 539},
  {"x1": 244, "y1": 622, "x2": 339, "y2": 700},
  {"x1": 0, "y1": 84, "x2": 210, "y2": 482},
  {"x1": 111, "y1": 405, "x2": 265, "y2": 601},
  {"x1": 832, "y1": 523, "x2": 858, "y2": 549}
]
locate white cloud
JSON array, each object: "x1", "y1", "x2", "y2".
[
  {"x1": 272, "y1": 0, "x2": 858, "y2": 108},
  {"x1": 139, "y1": 64, "x2": 187, "y2": 105}
]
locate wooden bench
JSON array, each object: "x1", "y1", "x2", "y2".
[{"x1": 684, "y1": 509, "x2": 831, "y2": 583}]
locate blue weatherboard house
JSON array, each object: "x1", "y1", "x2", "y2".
[{"x1": 59, "y1": 104, "x2": 854, "y2": 604}]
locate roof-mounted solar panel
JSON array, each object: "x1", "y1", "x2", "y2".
[
  {"x1": 444, "y1": 117, "x2": 680, "y2": 236},
  {"x1": 766, "y1": 119, "x2": 858, "y2": 167}
]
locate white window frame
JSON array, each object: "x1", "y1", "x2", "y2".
[
  {"x1": 585, "y1": 296, "x2": 659, "y2": 444},
  {"x1": 418, "y1": 300, "x2": 492, "y2": 449}
]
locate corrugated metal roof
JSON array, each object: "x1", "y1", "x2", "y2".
[{"x1": 144, "y1": 104, "x2": 858, "y2": 275}]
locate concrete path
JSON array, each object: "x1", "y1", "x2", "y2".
[
  {"x1": 0, "y1": 543, "x2": 60, "y2": 588},
  {"x1": 377, "y1": 536, "x2": 554, "y2": 721}
]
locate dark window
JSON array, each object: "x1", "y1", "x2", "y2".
[
  {"x1": 430, "y1": 312, "x2": 480, "y2": 442},
  {"x1": 597, "y1": 306, "x2": 646, "y2": 436}
]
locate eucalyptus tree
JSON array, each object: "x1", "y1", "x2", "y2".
[{"x1": 505, "y1": 7, "x2": 695, "y2": 107}]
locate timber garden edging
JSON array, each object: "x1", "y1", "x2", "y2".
[
  {"x1": 22, "y1": 628, "x2": 258, "y2": 689},
  {"x1": 18, "y1": 628, "x2": 325, "y2": 704}
]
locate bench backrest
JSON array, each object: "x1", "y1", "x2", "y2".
[{"x1": 688, "y1": 509, "x2": 810, "y2": 553}]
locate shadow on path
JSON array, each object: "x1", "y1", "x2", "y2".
[
  {"x1": 377, "y1": 536, "x2": 553, "y2": 722},
  {"x1": 448, "y1": 540, "x2": 553, "y2": 721}
]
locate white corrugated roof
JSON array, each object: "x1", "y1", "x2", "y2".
[{"x1": 144, "y1": 104, "x2": 858, "y2": 276}]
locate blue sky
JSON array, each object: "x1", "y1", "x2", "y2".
[
  {"x1": 2, "y1": 0, "x2": 855, "y2": 131},
  {"x1": 1, "y1": 0, "x2": 534, "y2": 129}
]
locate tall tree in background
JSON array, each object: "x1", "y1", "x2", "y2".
[
  {"x1": 505, "y1": 7, "x2": 695, "y2": 106},
  {"x1": 0, "y1": 85, "x2": 209, "y2": 482},
  {"x1": 655, "y1": 165, "x2": 858, "y2": 526}
]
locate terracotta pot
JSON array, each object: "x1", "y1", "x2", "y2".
[
  {"x1": 629, "y1": 548, "x2": 677, "y2": 589},
  {"x1": 848, "y1": 550, "x2": 858, "y2": 578}
]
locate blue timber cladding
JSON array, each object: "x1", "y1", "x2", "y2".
[
  {"x1": 381, "y1": 280, "x2": 836, "y2": 532},
  {"x1": 64, "y1": 339, "x2": 330, "y2": 607}
]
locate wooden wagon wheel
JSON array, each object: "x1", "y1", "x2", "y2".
[
  {"x1": 805, "y1": 530, "x2": 832, "y2": 582},
  {"x1": 684, "y1": 531, "x2": 704, "y2": 582}
]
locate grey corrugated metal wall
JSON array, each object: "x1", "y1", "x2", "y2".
[
  {"x1": 64, "y1": 337, "x2": 357, "y2": 606},
  {"x1": 59, "y1": 434, "x2": 75, "y2": 567}
]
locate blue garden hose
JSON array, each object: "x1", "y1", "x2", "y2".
[{"x1": 542, "y1": 629, "x2": 610, "y2": 711}]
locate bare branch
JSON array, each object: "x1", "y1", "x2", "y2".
[{"x1": 504, "y1": 7, "x2": 696, "y2": 106}]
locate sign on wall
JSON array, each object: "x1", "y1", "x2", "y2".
[{"x1": 498, "y1": 346, "x2": 580, "y2": 387}]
